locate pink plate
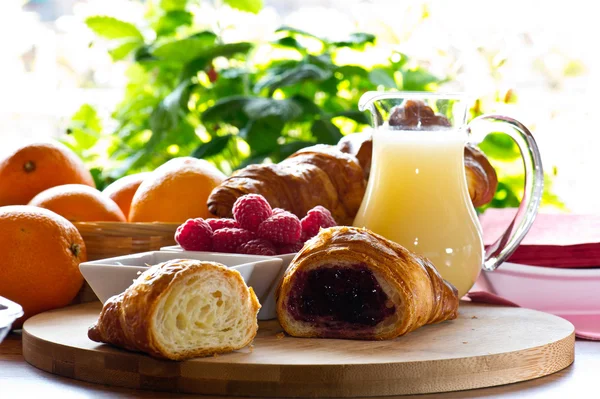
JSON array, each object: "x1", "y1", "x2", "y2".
[{"x1": 470, "y1": 262, "x2": 600, "y2": 340}]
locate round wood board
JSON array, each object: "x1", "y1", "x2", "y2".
[{"x1": 22, "y1": 301, "x2": 574, "y2": 398}]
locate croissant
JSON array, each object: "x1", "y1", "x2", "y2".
[
  {"x1": 276, "y1": 226, "x2": 459, "y2": 340},
  {"x1": 88, "y1": 259, "x2": 260, "y2": 360},
  {"x1": 207, "y1": 145, "x2": 366, "y2": 225},
  {"x1": 338, "y1": 100, "x2": 498, "y2": 207}
]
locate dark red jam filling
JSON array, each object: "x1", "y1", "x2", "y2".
[{"x1": 287, "y1": 265, "x2": 395, "y2": 328}]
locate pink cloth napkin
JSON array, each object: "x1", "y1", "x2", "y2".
[{"x1": 479, "y1": 208, "x2": 600, "y2": 268}]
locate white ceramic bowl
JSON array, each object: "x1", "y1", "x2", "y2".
[
  {"x1": 161, "y1": 245, "x2": 297, "y2": 320},
  {"x1": 0, "y1": 296, "x2": 23, "y2": 339},
  {"x1": 79, "y1": 251, "x2": 283, "y2": 320},
  {"x1": 476, "y1": 262, "x2": 600, "y2": 338}
]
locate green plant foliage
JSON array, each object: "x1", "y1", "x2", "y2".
[
  {"x1": 68, "y1": 1, "x2": 562, "y2": 209},
  {"x1": 85, "y1": 16, "x2": 143, "y2": 40},
  {"x1": 224, "y1": 0, "x2": 263, "y2": 14}
]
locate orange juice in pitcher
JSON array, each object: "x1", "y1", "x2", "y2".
[{"x1": 353, "y1": 92, "x2": 544, "y2": 298}]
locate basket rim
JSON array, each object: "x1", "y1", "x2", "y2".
[{"x1": 73, "y1": 221, "x2": 181, "y2": 227}]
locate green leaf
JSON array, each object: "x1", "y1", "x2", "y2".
[
  {"x1": 275, "y1": 26, "x2": 324, "y2": 42},
  {"x1": 478, "y1": 133, "x2": 520, "y2": 161},
  {"x1": 89, "y1": 167, "x2": 108, "y2": 191},
  {"x1": 254, "y1": 64, "x2": 332, "y2": 94},
  {"x1": 240, "y1": 116, "x2": 284, "y2": 154},
  {"x1": 332, "y1": 32, "x2": 376, "y2": 48},
  {"x1": 149, "y1": 80, "x2": 195, "y2": 138},
  {"x1": 236, "y1": 153, "x2": 270, "y2": 170},
  {"x1": 180, "y1": 42, "x2": 253, "y2": 80},
  {"x1": 488, "y1": 182, "x2": 521, "y2": 209},
  {"x1": 62, "y1": 104, "x2": 103, "y2": 158},
  {"x1": 71, "y1": 104, "x2": 102, "y2": 133},
  {"x1": 134, "y1": 45, "x2": 154, "y2": 62},
  {"x1": 86, "y1": 16, "x2": 143, "y2": 40},
  {"x1": 107, "y1": 151, "x2": 147, "y2": 179},
  {"x1": 154, "y1": 10, "x2": 193, "y2": 36},
  {"x1": 201, "y1": 95, "x2": 252, "y2": 128},
  {"x1": 401, "y1": 68, "x2": 441, "y2": 91},
  {"x1": 335, "y1": 65, "x2": 369, "y2": 79},
  {"x1": 271, "y1": 141, "x2": 314, "y2": 162},
  {"x1": 272, "y1": 36, "x2": 305, "y2": 51},
  {"x1": 306, "y1": 54, "x2": 333, "y2": 68},
  {"x1": 332, "y1": 110, "x2": 370, "y2": 125},
  {"x1": 243, "y1": 98, "x2": 302, "y2": 121},
  {"x1": 192, "y1": 135, "x2": 233, "y2": 159},
  {"x1": 311, "y1": 119, "x2": 343, "y2": 144},
  {"x1": 153, "y1": 36, "x2": 217, "y2": 63},
  {"x1": 223, "y1": 0, "x2": 263, "y2": 14},
  {"x1": 108, "y1": 39, "x2": 141, "y2": 61},
  {"x1": 289, "y1": 94, "x2": 323, "y2": 119},
  {"x1": 188, "y1": 31, "x2": 219, "y2": 41},
  {"x1": 160, "y1": 0, "x2": 188, "y2": 11},
  {"x1": 368, "y1": 67, "x2": 396, "y2": 89}
]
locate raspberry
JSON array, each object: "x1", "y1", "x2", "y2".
[
  {"x1": 175, "y1": 218, "x2": 213, "y2": 251},
  {"x1": 257, "y1": 211, "x2": 302, "y2": 244},
  {"x1": 300, "y1": 205, "x2": 337, "y2": 241},
  {"x1": 212, "y1": 228, "x2": 255, "y2": 253},
  {"x1": 237, "y1": 238, "x2": 277, "y2": 256},
  {"x1": 272, "y1": 208, "x2": 287, "y2": 215},
  {"x1": 206, "y1": 218, "x2": 239, "y2": 231},
  {"x1": 232, "y1": 194, "x2": 273, "y2": 232},
  {"x1": 277, "y1": 241, "x2": 304, "y2": 254}
]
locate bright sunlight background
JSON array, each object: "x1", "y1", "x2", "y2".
[{"x1": 0, "y1": 0, "x2": 595, "y2": 213}]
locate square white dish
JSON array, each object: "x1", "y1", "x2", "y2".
[
  {"x1": 161, "y1": 245, "x2": 298, "y2": 320},
  {"x1": 0, "y1": 296, "x2": 23, "y2": 340},
  {"x1": 79, "y1": 251, "x2": 283, "y2": 320}
]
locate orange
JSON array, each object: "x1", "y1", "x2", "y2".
[
  {"x1": 129, "y1": 157, "x2": 226, "y2": 222},
  {"x1": 0, "y1": 205, "x2": 86, "y2": 327},
  {"x1": 0, "y1": 140, "x2": 95, "y2": 206},
  {"x1": 102, "y1": 172, "x2": 150, "y2": 220},
  {"x1": 29, "y1": 184, "x2": 126, "y2": 223}
]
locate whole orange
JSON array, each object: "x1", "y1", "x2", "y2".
[
  {"x1": 129, "y1": 157, "x2": 226, "y2": 222},
  {"x1": 102, "y1": 172, "x2": 150, "y2": 220},
  {"x1": 0, "y1": 206, "x2": 86, "y2": 327},
  {"x1": 29, "y1": 184, "x2": 126, "y2": 223},
  {"x1": 0, "y1": 140, "x2": 95, "y2": 206}
]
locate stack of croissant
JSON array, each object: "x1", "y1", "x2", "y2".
[{"x1": 208, "y1": 100, "x2": 498, "y2": 222}]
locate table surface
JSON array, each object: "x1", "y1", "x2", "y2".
[{"x1": 1, "y1": 331, "x2": 598, "y2": 399}]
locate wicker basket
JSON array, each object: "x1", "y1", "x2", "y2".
[{"x1": 72, "y1": 221, "x2": 180, "y2": 304}]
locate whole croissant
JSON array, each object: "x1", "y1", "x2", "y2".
[
  {"x1": 207, "y1": 145, "x2": 366, "y2": 225},
  {"x1": 276, "y1": 226, "x2": 459, "y2": 340},
  {"x1": 88, "y1": 259, "x2": 260, "y2": 360}
]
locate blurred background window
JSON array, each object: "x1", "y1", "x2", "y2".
[{"x1": 0, "y1": 0, "x2": 593, "y2": 212}]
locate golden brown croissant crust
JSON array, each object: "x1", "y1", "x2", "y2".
[
  {"x1": 276, "y1": 226, "x2": 459, "y2": 340},
  {"x1": 207, "y1": 144, "x2": 366, "y2": 225},
  {"x1": 88, "y1": 259, "x2": 260, "y2": 360},
  {"x1": 337, "y1": 100, "x2": 498, "y2": 207}
]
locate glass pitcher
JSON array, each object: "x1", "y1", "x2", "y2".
[{"x1": 352, "y1": 91, "x2": 543, "y2": 297}]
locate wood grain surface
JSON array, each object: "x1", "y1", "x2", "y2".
[{"x1": 20, "y1": 301, "x2": 574, "y2": 397}]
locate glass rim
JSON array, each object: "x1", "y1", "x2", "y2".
[{"x1": 358, "y1": 90, "x2": 474, "y2": 111}]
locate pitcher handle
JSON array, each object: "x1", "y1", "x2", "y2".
[{"x1": 467, "y1": 114, "x2": 544, "y2": 272}]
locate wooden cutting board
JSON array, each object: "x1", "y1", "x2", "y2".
[{"x1": 22, "y1": 301, "x2": 574, "y2": 397}]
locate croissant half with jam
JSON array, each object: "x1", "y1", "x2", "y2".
[
  {"x1": 207, "y1": 145, "x2": 366, "y2": 225},
  {"x1": 88, "y1": 259, "x2": 260, "y2": 360},
  {"x1": 276, "y1": 226, "x2": 459, "y2": 340}
]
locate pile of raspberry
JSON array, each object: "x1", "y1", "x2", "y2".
[{"x1": 174, "y1": 194, "x2": 337, "y2": 256}]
